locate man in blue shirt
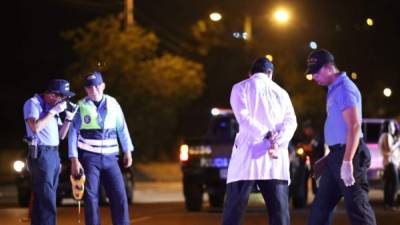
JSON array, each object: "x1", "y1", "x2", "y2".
[
  {"x1": 68, "y1": 71, "x2": 134, "y2": 225},
  {"x1": 23, "y1": 79, "x2": 76, "y2": 225},
  {"x1": 305, "y1": 49, "x2": 376, "y2": 225}
]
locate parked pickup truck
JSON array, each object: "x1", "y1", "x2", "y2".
[{"x1": 179, "y1": 108, "x2": 307, "y2": 211}]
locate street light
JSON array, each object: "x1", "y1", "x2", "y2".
[
  {"x1": 209, "y1": 12, "x2": 222, "y2": 22},
  {"x1": 366, "y1": 18, "x2": 374, "y2": 26},
  {"x1": 383, "y1": 88, "x2": 392, "y2": 97},
  {"x1": 265, "y1": 54, "x2": 273, "y2": 62},
  {"x1": 274, "y1": 8, "x2": 290, "y2": 24},
  {"x1": 309, "y1": 41, "x2": 318, "y2": 49},
  {"x1": 351, "y1": 72, "x2": 358, "y2": 80}
]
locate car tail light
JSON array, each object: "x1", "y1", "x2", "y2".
[{"x1": 179, "y1": 144, "x2": 189, "y2": 162}]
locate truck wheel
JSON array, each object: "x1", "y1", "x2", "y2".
[
  {"x1": 208, "y1": 192, "x2": 224, "y2": 208},
  {"x1": 183, "y1": 176, "x2": 203, "y2": 211}
]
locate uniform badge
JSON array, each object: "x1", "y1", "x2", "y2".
[{"x1": 84, "y1": 115, "x2": 91, "y2": 124}]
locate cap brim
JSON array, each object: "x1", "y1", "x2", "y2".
[
  {"x1": 84, "y1": 81, "x2": 104, "y2": 87},
  {"x1": 61, "y1": 91, "x2": 75, "y2": 97},
  {"x1": 304, "y1": 65, "x2": 321, "y2": 75}
]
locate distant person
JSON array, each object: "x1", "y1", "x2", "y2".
[
  {"x1": 23, "y1": 79, "x2": 76, "y2": 225},
  {"x1": 296, "y1": 120, "x2": 325, "y2": 194},
  {"x1": 378, "y1": 119, "x2": 400, "y2": 210},
  {"x1": 221, "y1": 57, "x2": 297, "y2": 225},
  {"x1": 68, "y1": 71, "x2": 134, "y2": 225},
  {"x1": 305, "y1": 49, "x2": 376, "y2": 225}
]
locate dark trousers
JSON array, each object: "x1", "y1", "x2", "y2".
[
  {"x1": 29, "y1": 146, "x2": 60, "y2": 225},
  {"x1": 221, "y1": 179, "x2": 289, "y2": 225},
  {"x1": 79, "y1": 151, "x2": 129, "y2": 225},
  {"x1": 307, "y1": 141, "x2": 377, "y2": 225},
  {"x1": 383, "y1": 163, "x2": 399, "y2": 207}
]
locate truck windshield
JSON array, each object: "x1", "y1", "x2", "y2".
[{"x1": 206, "y1": 115, "x2": 238, "y2": 140}]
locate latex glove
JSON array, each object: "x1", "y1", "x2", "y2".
[
  {"x1": 123, "y1": 151, "x2": 133, "y2": 168},
  {"x1": 340, "y1": 160, "x2": 355, "y2": 187},
  {"x1": 49, "y1": 101, "x2": 67, "y2": 115},
  {"x1": 65, "y1": 103, "x2": 79, "y2": 121}
]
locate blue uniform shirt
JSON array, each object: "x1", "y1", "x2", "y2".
[
  {"x1": 68, "y1": 95, "x2": 134, "y2": 158},
  {"x1": 324, "y1": 72, "x2": 363, "y2": 146},
  {"x1": 23, "y1": 94, "x2": 62, "y2": 146}
]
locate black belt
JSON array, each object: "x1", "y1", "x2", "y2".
[
  {"x1": 37, "y1": 145, "x2": 58, "y2": 150},
  {"x1": 328, "y1": 138, "x2": 364, "y2": 151}
]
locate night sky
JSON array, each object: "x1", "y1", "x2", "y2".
[{"x1": 3, "y1": 0, "x2": 400, "y2": 148}]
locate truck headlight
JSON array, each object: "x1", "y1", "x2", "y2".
[{"x1": 13, "y1": 160, "x2": 25, "y2": 173}]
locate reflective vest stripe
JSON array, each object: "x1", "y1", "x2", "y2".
[
  {"x1": 78, "y1": 135, "x2": 118, "y2": 146},
  {"x1": 78, "y1": 141, "x2": 119, "y2": 154},
  {"x1": 78, "y1": 95, "x2": 120, "y2": 154}
]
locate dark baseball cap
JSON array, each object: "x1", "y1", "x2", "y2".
[
  {"x1": 250, "y1": 57, "x2": 274, "y2": 75},
  {"x1": 47, "y1": 79, "x2": 75, "y2": 97},
  {"x1": 305, "y1": 49, "x2": 335, "y2": 74},
  {"x1": 84, "y1": 71, "x2": 104, "y2": 87}
]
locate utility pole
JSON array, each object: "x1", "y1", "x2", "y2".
[
  {"x1": 125, "y1": 0, "x2": 134, "y2": 26},
  {"x1": 243, "y1": 15, "x2": 252, "y2": 42}
]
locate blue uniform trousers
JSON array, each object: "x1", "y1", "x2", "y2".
[
  {"x1": 29, "y1": 146, "x2": 60, "y2": 225},
  {"x1": 221, "y1": 180, "x2": 289, "y2": 225},
  {"x1": 79, "y1": 150, "x2": 129, "y2": 225},
  {"x1": 307, "y1": 141, "x2": 377, "y2": 225}
]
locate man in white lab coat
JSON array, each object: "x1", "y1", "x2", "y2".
[{"x1": 221, "y1": 57, "x2": 297, "y2": 225}]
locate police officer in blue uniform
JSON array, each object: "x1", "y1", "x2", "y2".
[
  {"x1": 23, "y1": 79, "x2": 76, "y2": 225},
  {"x1": 68, "y1": 71, "x2": 134, "y2": 225},
  {"x1": 305, "y1": 49, "x2": 376, "y2": 225}
]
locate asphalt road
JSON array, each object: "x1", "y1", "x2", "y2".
[{"x1": 0, "y1": 182, "x2": 399, "y2": 225}]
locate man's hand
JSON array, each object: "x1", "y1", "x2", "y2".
[
  {"x1": 123, "y1": 151, "x2": 133, "y2": 168},
  {"x1": 340, "y1": 160, "x2": 355, "y2": 187},
  {"x1": 71, "y1": 157, "x2": 84, "y2": 178},
  {"x1": 266, "y1": 131, "x2": 279, "y2": 159},
  {"x1": 49, "y1": 101, "x2": 67, "y2": 115},
  {"x1": 268, "y1": 142, "x2": 279, "y2": 159},
  {"x1": 65, "y1": 103, "x2": 79, "y2": 121}
]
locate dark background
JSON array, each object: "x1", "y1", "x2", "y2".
[{"x1": 2, "y1": 0, "x2": 400, "y2": 150}]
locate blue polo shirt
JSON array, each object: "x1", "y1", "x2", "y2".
[
  {"x1": 324, "y1": 72, "x2": 363, "y2": 146},
  {"x1": 23, "y1": 94, "x2": 62, "y2": 146}
]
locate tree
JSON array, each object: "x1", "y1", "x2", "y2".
[{"x1": 63, "y1": 15, "x2": 205, "y2": 160}]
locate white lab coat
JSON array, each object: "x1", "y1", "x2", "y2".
[{"x1": 227, "y1": 73, "x2": 297, "y2": 184}]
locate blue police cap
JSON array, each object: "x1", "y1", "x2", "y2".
[
  {"x1": 47, "y1": 79, "x2": 75, "y2": 97},
  {"x1": 84, "y1": 71, "x2": 104, "y2": 87}
]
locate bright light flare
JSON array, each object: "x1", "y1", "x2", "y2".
[
  {"x1": 306, "y1": 74, "x2": 313, "y2": 81},
  {"x1": 309, "y1": 41, "x2": 318, "y2": 49},
  {"x1": 383, "y1": 88, "x2": 392, "y2": 97},
  {"x1": 366, "y1": 18, "x2": 374, "y2": 26},
  {"x1": 296, "y1": 148, "x2": 304, "y2": 156},
  {"x1": 179, "y1": 144, "x2": 189, "y2": 161},
  {"x1": 274, "y1": 9, "x2": 289, "y2": 23},
  {"x1": 265, "y1": 54, "x2": 273, "y2": 62},
  {"x1": 211, "y1": 108, "x2": 220, "y2": 116},
  {"x1": 209, "y1": 12, "x2": 222, "y2": 22},
  {"x1": 13, "y1": 160, "x2": 25, "y2": 172},
  {"x1": 351, "y1": 72, "x2": 358, "y2": 80}
]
